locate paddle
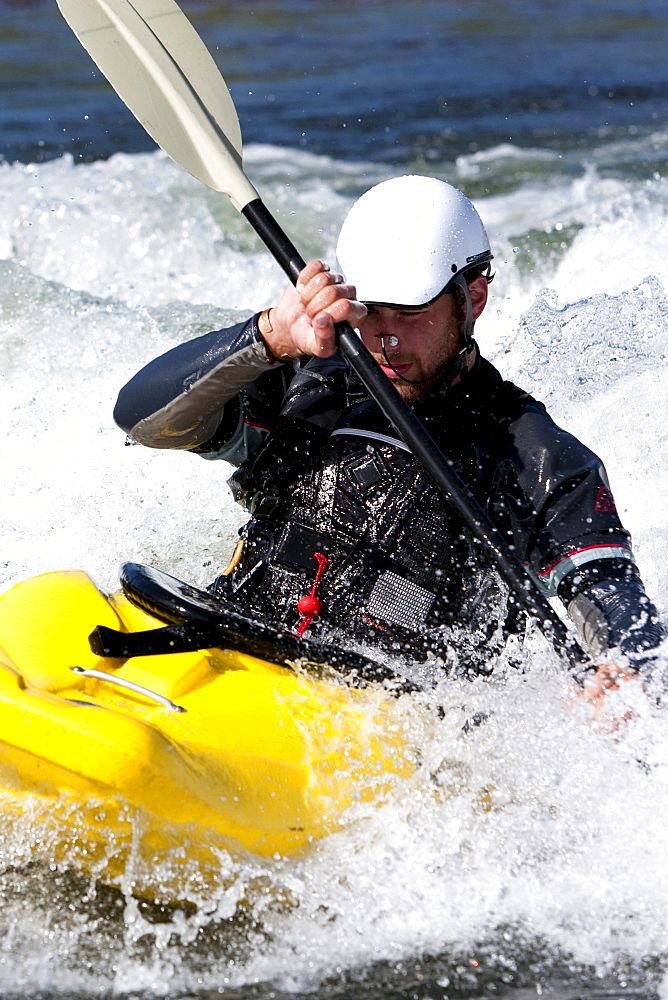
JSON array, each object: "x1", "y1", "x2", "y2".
[{"x1": 56, "y1": 0, "x2": 587, "y2": 670}]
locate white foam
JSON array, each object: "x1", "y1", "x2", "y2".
[{"x1": 1, "y1": 146, "x2": 668, "y2": 994}]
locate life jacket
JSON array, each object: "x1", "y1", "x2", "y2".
[{"x1": 217, "y1": 355, "x2": 531, "y2": 673}]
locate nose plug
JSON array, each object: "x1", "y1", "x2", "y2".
[{"x1": 381, "y1": 335, "x2": 399, "y2": 348}]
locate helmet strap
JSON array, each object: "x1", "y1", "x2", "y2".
[
  {"x1": 448, "y1": 272, "x2": 476, "y2": 381},
  {"x1": 451, "y1": 273, "x2": 474, "y2": 348}
]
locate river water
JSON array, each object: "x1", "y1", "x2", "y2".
[{"x1": 1, "y1": 1, "x2": 668, "y2": 998}]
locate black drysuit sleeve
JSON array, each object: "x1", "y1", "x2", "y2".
[
  {"x1": 113, "y1": 314, "x2": 293, "y2": 466},
  {"x1": 490, "y1": 403, "x2": 665, "y2": 672}
]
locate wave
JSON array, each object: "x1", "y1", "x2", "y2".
[{"x1": 1, "y1": 145, "x2": 667, "y2": 998}]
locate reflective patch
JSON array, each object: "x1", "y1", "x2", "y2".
[
  {"x1": 330, "y1": 427, "x2": 411, "y2": 453},
  {"x1": 594, "y1": 486, "x2": 617, "y2": 513},
  {"x1": 367, "y1": 571, "x2": 435, "y2": 630},
  {"x1": 535, "y1": 543, "x2": 633, "y2": 597}
]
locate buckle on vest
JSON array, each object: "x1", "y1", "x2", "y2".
[
  {"x1": 350, "y1": 456, "x2": 383, "y2": 487},
  {"x1": 250, "y1": 494, "x2": 280, "y2": 518},
  {"x1": 275, "y1": 523, "x2": 330, "y2": 571}
]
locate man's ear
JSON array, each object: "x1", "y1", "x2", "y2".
[{"x1": 468, "y1": 274, "x2": 489, "y2": 321}]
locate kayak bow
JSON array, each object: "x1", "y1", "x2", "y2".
[{"x1": 0, "y1": 568, "x2": 413, "y2": 899}]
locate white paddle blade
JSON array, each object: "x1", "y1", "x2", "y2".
[{"x1": 56, "y1": 0, "x2": 259, "y2": 211}]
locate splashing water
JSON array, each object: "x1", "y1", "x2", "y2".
[{"x1": 1, "y1": 144, "x2": 668, "y2": 998}]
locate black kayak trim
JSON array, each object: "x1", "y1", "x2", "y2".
[{"x1": 88, "y1": 562, "x2": 414, "y2": 691}]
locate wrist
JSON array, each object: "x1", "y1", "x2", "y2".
[
  {"x1": 257, "y1": 308, "x2": 295, "y2": 364},
  {"x1": 257, "y1": 309, "x2": 278, "y2": 363}
]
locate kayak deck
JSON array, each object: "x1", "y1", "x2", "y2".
[{"x1": 0, "y1": 570, "x2": 412, "y2": 898}]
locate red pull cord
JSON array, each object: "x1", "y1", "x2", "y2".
[{"x1": 295, "y1": 552, "x2": 329, "y2": 637}]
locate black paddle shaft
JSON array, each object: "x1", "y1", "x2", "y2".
[{"x1": 242, "y1": 198, "x2": 587, "y2": 670}]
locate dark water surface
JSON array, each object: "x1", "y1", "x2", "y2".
[
  {"x1": 0, "y1": 861, "x2": 660, "y2": 1000},
  {"x1": 2, "y1": 0, "x2": 668, "y2": 167}
]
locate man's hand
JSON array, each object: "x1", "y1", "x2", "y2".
[
  {"x1": 579, "y1": 662, "x2": 640, "y2": 729},
  {"x1": 258, "y1": 259, "x2": 367, "y2": 361}
]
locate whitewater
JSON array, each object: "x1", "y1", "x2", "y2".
[{"x1": 1, "y1": 140, "x2": 668, "y2": 999}]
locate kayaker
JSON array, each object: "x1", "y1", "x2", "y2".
[{"x1": 114, "y1": 175, "x2": 665, "y2": 695}]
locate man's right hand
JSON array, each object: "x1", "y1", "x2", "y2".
[{"x1": 257, "y1": 259, "x2": 367, "y2": 361}]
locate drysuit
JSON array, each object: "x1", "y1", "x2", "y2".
[{"x1": 115, "y1": 315, "x2": 665, "y2": 676}]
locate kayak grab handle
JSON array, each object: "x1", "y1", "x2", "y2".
[{"x1": 70, "y1": 666, "x2": 186, "y2": 713}]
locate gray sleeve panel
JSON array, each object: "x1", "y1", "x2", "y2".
[
  {"x1": 114, "y1": 315, "x2": 276, "y2": 451},
  {"x1": 567, "y1": 592, "x2": 611, "y2": 657},
  {"x1": 129, "y1": 337, "x2": 272, "y2": 450}
]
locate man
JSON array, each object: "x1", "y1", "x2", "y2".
[{"x1": 114, "y1": 176, "x2": 664, "y2": 691}]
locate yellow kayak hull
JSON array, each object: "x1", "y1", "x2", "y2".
[{"x1": 0, "y1": 570, "x2": 411, "y2": 899}]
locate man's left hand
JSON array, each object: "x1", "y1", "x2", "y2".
[{"x1": 579, "y1": 662, "x2": 640, "y2": 728}]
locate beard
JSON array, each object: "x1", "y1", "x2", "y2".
[
  {"x1": 392, "y1": 370, "x2": 447, "y2": 403},
  {"x1": 365, "y1": 297, "x2": 470, "y2": 403}
]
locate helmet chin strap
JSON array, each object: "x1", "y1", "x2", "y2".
[
  {"x1": 452, "y1": 272, "x2": 474, "y2": 347},
  {"x1": 378, "y1": 273, "x2": 475, "y2": 386}
]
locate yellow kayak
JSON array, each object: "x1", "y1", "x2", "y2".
[{"x1": 0, "y1": 566, "x2": 413, "y2": 900}]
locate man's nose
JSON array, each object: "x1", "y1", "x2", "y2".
[{"x1": 360, "y1": 311, "x2": 400, "y2": 349}]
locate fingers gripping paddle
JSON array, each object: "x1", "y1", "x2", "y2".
[{"x1": 57, "y1": 0, "x2": 587, "y2": 670}]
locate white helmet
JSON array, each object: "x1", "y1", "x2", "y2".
[{"x1": 336, "y1": 175, "x2": 492, "y2": 307}]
